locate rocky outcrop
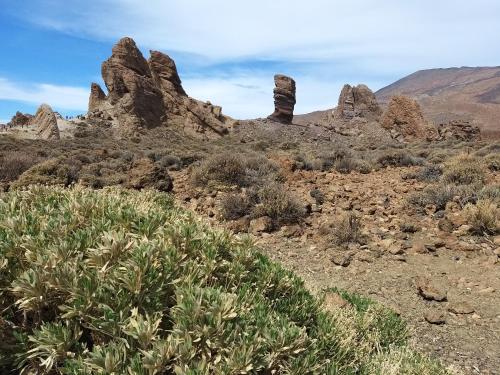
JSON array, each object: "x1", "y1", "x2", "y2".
[
  {"x1": 381, "y1": 96, "x2": 436, "y2": 141},
  {"x1": 268, "y1": 75, "x2": 296, "y2": 124},
  {"x1": 148, "y1": 50, "x2": 230, "y2": 137},
  {"x1": 126, "y1": 158, "x2": 173, "y2": 192},
  {"x1": 100, "y1": 37, "x2": 165, "y2": 132},
  {"x1": 88, "y1": 37, "x2": 232, "y2": 138},
  {"x1": 32, "y1": 104, "x2": 60, "y2": 140},
  {"x1": 334, "y1": 84, "x2": 382, "y2": 120},
  {"x1": 436, "y1": 120, "x2": 481, "y2": 141},
  {"x1": 8, "y1": 111, "x2": 33, "y2": 127},
  {"x1": 88, "y1": 83, "x2": 107, "y2": 113}
]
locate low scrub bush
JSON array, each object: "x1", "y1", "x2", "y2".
[
  {"x1": 464, "y1": 199, "x2": 499, "y2": 235},
  {"x1": 254, "y1": 183, "x2": 306, "y2": 226},
  {"x1": 10, "y1": 157, "x2": 80, "y2": 189},
  {"x1": 220, "y1": 193, "x2": 253, "y2": 220},
  {"x1": 377, "y1": 151, "x2": 424, "y2": 168},
  {"x1": 191, "y1": 152, "x2": 279, "y2": 188},
  {"x1": 0, "y1": 152, "x2": 42, "y2": 182},
  {"x1": 0, "y1": 186, "x2": 446, "y2": 373},
  {"x1": 332, "y1": 212, "x2": 363, "y2": 245},
  {"x1": 404, "y1": 165, "x2": 443, "y2": 182},
  {"x1": 408, "y1": 183, "x2": 478, "y2": 211},
  {"x1": 442, "y1": 154, "x2": 486, "y2": 185}
]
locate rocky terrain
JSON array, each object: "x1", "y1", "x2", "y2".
[
  {"x1": 376, "y1": 67, "x2": 500, "y2": 138},
  {"x1": 0, "y1": 37, "x2": 499, "y2": 374}
]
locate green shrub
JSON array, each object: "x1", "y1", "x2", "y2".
[{"x1": 0, "y1": 187, "x2": 447, "y2": 374}]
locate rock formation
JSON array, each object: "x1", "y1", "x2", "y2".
[
  {"x1": 334, "y1": 84, "x2": 382, "y2": 120},
  {"x1": 88, "y1": 83, "x2": 107, "y2": 113},
  {"x1": 436, "y1": 120, "x2": 481, "y2": 141},
  {"x1": 88, "y1": 37, "x2": 232, "y2": 138},
  {"x1": 148, "y1": 50, "x2": 229, "y2": 137},
  {"x1": 100, "y1": 37, "x2": 166, "y2": 132},
  {"x1": 32, "y1": 104, "x2": 60, "y2": 140},
  {"x1": 268, "y1": 75, "x2": 296, "y2": 124},
  {"x1": 381, "y1": 96, "x2": 436, "y2": 141},
  {"x1": 8, "y1": 111, "x2": 33, "y2": 127}
]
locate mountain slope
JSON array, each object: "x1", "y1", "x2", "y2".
[{"x1": 376, "y1": 67, "x2": 500, "y2": 137}]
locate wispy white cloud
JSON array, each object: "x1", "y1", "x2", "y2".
[
  {"x1": 17, "y1": 0, "x2": 500, "y2": 71},
  {"x1": 0, "y1": 77, "x2": 88, "y2": 111}
]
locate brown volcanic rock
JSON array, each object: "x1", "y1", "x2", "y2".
[
  {"x1": 88, "y1": 83, "x2": 107, "y2": 113},
  {"x1": 268, "y1": 74, "x2": 296, "y2": 124},
  {"x1": 381, "y1": 95, "x2": 436, "y2": 141},
  {"x1": 436, "y1": 120, "x2": 481, "y2": 141},
  {"x1": 8, "y1": 111, "x2": 33, "y2": 127},
  {"x1": 126, "y1": 158, "x2": 173, "y2": 192},
  {"x1": 101, "y1": 37, "x2": 165, "y2": 132},
  {"x1": 334, "y1": 84, "x2": 382, "y2": 120},
  {"x1": 149, "y1": 50, "x2": 187, "y2": 109},
  {"x1": 148, "y1": 50, "x2": 230, "y2": 138},
  {"x1": 89, "y1": 38, "x2": 231, "y2": 138},
  {"x1": 32, "y1": 104, "x2": 60, "y2": 140}
]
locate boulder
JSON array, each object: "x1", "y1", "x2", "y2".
[
  {"x1": 100, "y1": 37, "x2": 166, "y2": 132},
  {"x1": 32, "y1": 104, "x2": 60, "y2": 140},
  {"x1": 8, "y1": 111, "x2": 33, "y2": 127},
  {"x1": 126, "y1": 158, "x2": 173, "y2": 192},
  {"x1": 436, "y1": 120, "x2": 481, "y2": 141},
  {"x1": 381, "y1": 95, "x2": 436, "y2": 141},
  {"x1": 268, "y1": 74, "x2": 296, "y2": 124},
  {"x1": 334, "y1": 84, "x2": 382, "y2": 120}
]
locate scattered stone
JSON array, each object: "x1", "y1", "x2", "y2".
[
  {"x1": 126, "y1": 158, "x2": 173, "y2": 192},
  {"x1": 424, "y1": 310, "x2": 446, "y2": 325},
  {"x1": 416, "y1": 277, "x2": 447, "y2": 302},
  {"x1": 436, "y1": 120, "x2": 481, "y2": 141},
  {"x1": 268, "y1": 74, "x2": 296, "y2": 124},
  {"x1": 281, "y1": 224, "x2": 303, "y2": 238},
  {"x1": 331, "y1": 251, "x2": 353, "y2": 267},
  {"x1": 226, "y1": 217, "x2": 250, "y2": 233},
  {"x1": 250, "y1": 216, "x2": 273, "y2": 234},
  {"x1": 448, "y1": 303, "x2": 475, "y2": 315}
]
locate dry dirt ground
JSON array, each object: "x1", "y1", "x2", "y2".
[{"x1": 172, "y1": 165, "x2": 500, "y2": 375}]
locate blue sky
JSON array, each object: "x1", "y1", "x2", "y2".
[{"x1": 1, "y1": 0, "x2": 499, "y2": 123}]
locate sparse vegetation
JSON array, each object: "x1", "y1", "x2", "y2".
[
  {"x1": 442, "y1": 154, "x2": 486, "y2": 185},
  {"x1": 191, "y1": 152, "x2": 280, "y2": 188},
  {"x1": 332, "y1": 212, "x2": 363, "y2": 245},
  {"x1": 464, "y1": 199, "x2": 499, "y2": 235},
  {"x1": 0, "y1": 186, "x2": 446, "y2": 374},
  {"x1": 377, "y1": 150, "x2": 424, "y2": 168},
  {"x1": 0, "y1": 152, "x2": 42, "y2": 182}
]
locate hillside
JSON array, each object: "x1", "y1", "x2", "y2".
[{"x1": 376, "y1": 67, "x2": 500, "y2": 137}]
